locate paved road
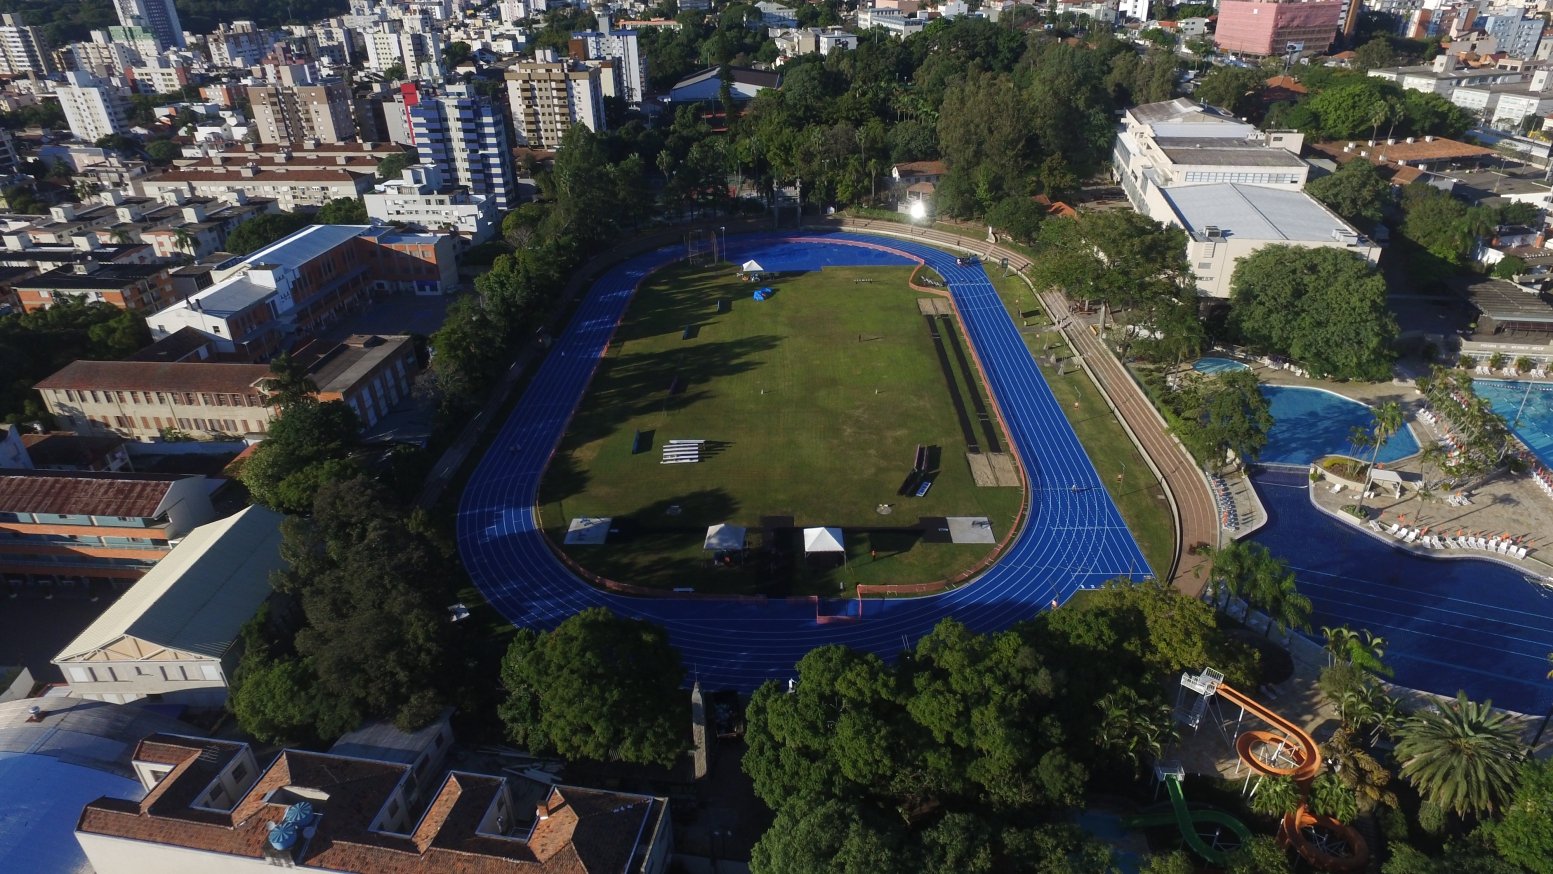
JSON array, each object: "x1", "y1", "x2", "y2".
[
  {"x1": 831, "y1": 218, "x2": 1216, "y2": 593},
  {"x1": 456, "y1": 231, "x2": 1150, "y2": 691}
]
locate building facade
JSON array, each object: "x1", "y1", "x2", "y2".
[
  {"x1": 0, "y1": 13, "x2": 54, "y2": 77},
  {"x1": 58, "y1": 71, "x2": 130, "y2": 144},
  {"x1": 505, "y1": 57, "x2": 608, "y2": 151},
  {"x1": 35, "y1": 361, "x2": 275, "y2": 441},
  {"x1": 112, "y1": 0, "x2": 185, "y2": 51},
  {"x1": 411, "y1": 84, "x2": 518, "y2": 210},
  {"x1": 364, "y1": 164, "x2": 498, "y2": 242},
  {"x1": 1214, "y1": 0, "x2": 1345, "y2": 56},
  {"x1": 572, "y1": 22, "x2": 647, "y2": 103},
  {"x1": 0, "y1": 470, "x2": 214, "y2": 587},
  {"x1": 52, "y1": 506, "x2": 283, "y2": 705},
  {"x1": 13, "y1": 263, "x2": 176, "y2": 315}
]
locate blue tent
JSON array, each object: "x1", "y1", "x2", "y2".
[{"x1": 753, "y1": 287, "x2": 773, "y2": 301}]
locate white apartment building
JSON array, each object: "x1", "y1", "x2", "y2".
[
  {"x1": 0, "y1": 13, "x2": 53, "y2": 77},
  {"x1": 774, "y1": 26, "x2": 858, "y2": 59},
  {"x1": 505, "y1": 54, "x2": 607, "y2": 149},
  {"x1": 573, "y1": 21, "x2": 647, "y2": 102},
  {"x1": 857, "y1": 7, "x2": 927, "y2": 38},
  {"x1": 57, "y1": 71, "x2": 130, "y2": 144},
  {"x1": 1113, "y1": 98, "x2": 1308, "y2": 213},
  {"x1": 1367, "y1": 53, "x2": 1532, "y2": 96},
  {"x1": 205, "y1": 20, "x2": 280, "y2": 67},
  {"x1": 365, "y1": 164, "x2": 498, "y2": 242}
]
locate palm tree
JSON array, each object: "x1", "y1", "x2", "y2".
[
  {"x1": 1309, "y1": 772, "x2": 1360, "y2": 821},
  {"x1": 1255, "y1": 572, "x2": 1312, "y2": 641},
  {"x1": 1095, "y1": 687, "x2": 1178, "y2": 777},
  {"x1": 259, "y1": 351, "x2": 317, "y2": 408},
  {"x1": 171, "y1": 227, "x2": 195, "y2": 263},
  {"x1": 1394, "y1": 692, "x2": 1523, "y2": 819},
  {"x1": 1323, "y1": 725, "x2": 1398, "y2": 812},
  {"x1": 110, "y1": 228, "x2": 135, "y2": 246},
  {"x1": 1322, "y1": 625, "x2": 1360, "y2": 667},
  {"x1": 1355, "y1": 401, "x2": 1404, "y2": 516}
]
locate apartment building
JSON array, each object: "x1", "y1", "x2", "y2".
[
  {"x1": 138, "y1": 164, "x2": 373, "y2": 213},
  {"x1": 0, "y1": 470, "x2": 214, "y2": 587},
  {"x1": 1367, "y1": 53, "x2": 1537, "y2": 96},
  {"x1": 1214, "y1": 0, "x2": 1344, "y2": 56},
  {"x1": 53, "y1": 506, "x2": 283, "y2": 706},
  {"x1": 0, "y1": 13, "x2": 54, "y2": 77},
  {"x1": 76, "y1": 731, "x2": 673, "y2": 874},
  {"x1": 364, "y1": 164, "x2": 497, "y2": 242},
  {"x1": 58, "y1": 71, "x2": 130, "y2": 144},
  {"x1": 774, "y1": 26, "x2": 858, "y2": 59},
  {"x1": 112, "y1": 0, "x2": 185, "y2": 51},
  {"x1": 205, "y1": 20, "x2": 281, "y2": 68},
  {"x1": 572, "y1": 20, "x2": 647, "y2": 103},
  {"x1": 1113, "y1": 97, "x2": 1309, "y2": 212},
  {"x1": 412, "y1": 84, "x2": 518, "y2": 210},
  {"x1": 13, "y1": 263, "x2": 176, "y2": 314},
  {"x1": 148, "y1": 225, "x2": 454, "y2": 359},
  {"x1": 250, "y1": 66, "x2": 356, "y2": 145},
  {"x1": 505, "y1": 55, "x2": 608, "y2": 150},
  {"x1": 35, "y1": 334, "x2": 420, "y2": 440}
]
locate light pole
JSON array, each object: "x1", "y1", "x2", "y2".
[{"x1": 719, "y1": 226, "x2": 726, "y2": 264}]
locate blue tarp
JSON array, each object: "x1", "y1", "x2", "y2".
[{"x1": 752, "y1": 287, "x2": 772, "y2": 301}]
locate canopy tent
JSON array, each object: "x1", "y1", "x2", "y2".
[
  {"x1": 740, "y1": 259, "x2": 765, "y2": 273},
  {"x1": 564, "y1": 517, "x2": 612, "y2": 545},
  {"x1": 1370, "y1": 468, "x2": 1406, "y2": 497},
  {"x1": 704, "y1": 523, "x2": 747, "y2": 551},
  {"x1": 802, "y1": 527, "x2": 844, "y2": 554}
]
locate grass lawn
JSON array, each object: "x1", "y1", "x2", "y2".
[
  {"x1": 538, "y1": 262, "x2": 1023, "y2": 596},
  {"x1": 980, "y1": 269, "x2": 1177, "y2": 577}
]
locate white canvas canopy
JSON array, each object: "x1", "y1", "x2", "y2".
[
  {"x1": 802, "y1": 526, "x2": 844, "y2": 554},
  {"x1": 704, "y1": 523, "x2": 747, "y2": 551},
  {"x1": 741, "y1": 259, "x2": 765, "y2": 273},
  {"x1": 564, "y1": 517, "x2": 612, "y2": 545}
]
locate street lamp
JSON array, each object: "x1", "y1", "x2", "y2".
[{"x1": 719, "y1": 226, "x2": 726, "y2": 264}]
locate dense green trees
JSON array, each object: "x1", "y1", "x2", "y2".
[
  {"x1": 315, "y1": 197, "x2": 367, "y2": 225},
  {"x1": 498, "y1": 608, "x2": 685, "y2": 766},
  {"x1": 744, "y1": 582, "x2": 1260, "y2": 873},
  {"x1": 1193, "y1": 67, "x2": 1268, "y2": 119},
  {"x1": 240, "y1": 356, "x2": 359, "y2": 512},
  {"x1": 1030, "y1": 210, "x2": 1192, "y2": 310},
  {"x1": 225, "y1": 211, "x2": 311, "y2": 255},
  {"x1": 1170, "y1": 370, "x2": 1274, "y2": 467},
  {"x1": 1416, "y1": 366, "x2": 1509, "y2": 482},
  {"x1": 1229, "y1": 246, "x2": 1396, "y2": 380},
  {"x1": 1306, "y1": 160, "x2": 1391, "y2": 228},
  {"x1": 1273, "y1": 74, "x2": 1471, "y2": 141},
  {"x1": 1482, "y1": 759, "x2": 1553, "y2": 872},
  {"x1": 0, "y1": 298, "x2": 149, "y2": 424}
]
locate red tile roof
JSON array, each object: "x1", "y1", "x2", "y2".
[
  {"x1": 893, "y1": 160, "x2": 948, "y2": 178},
  {"x1": 35, "y1": 360, "x2": 272, "y2": 394},
  {"x1": 0, "y1": 470, "x2": 187, "y2": 517},
  {"x1": 78, "y1": 735, "x2": 669, "y2": 874}
]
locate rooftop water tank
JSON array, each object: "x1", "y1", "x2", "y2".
[{"x1": 268, "y1": 822, "x2": 299, "y2": 851}]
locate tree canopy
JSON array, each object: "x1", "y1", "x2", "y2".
[
  {"x1": 315, "y1": 197, "x2": 368, "y2": 225},
  {"x1": 498, "y1": 608, "x2": 685, "y2": 767},
  {"x1": 239, "y1": 374, "x2": 359, "y2": 513},
  {"x1": 1229, "y1": 246, "x2": 1396, "y2": 380},
  {"x1": 225, "y1": 211, "x2": 311, "y2": 255},
  {"x1": 0, "y1": 298, "x2": 149, "y2": 424},
  {"x1": 1170, "y1": 370, "x2": 1274, "y2": 467},
  {"x1": 1306, "y1": 160, "x2": 1392, "y2": 228}
]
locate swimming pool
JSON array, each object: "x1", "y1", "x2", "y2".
[
  {"x1": 1193, "y1": 357, "x2": 1251, "y2": 375},
  {"x1": 1476, "y1": 379, "x2": 1553, "y2": 468},
  {"x1": 1250, "y1": 468, "x2": 1553, "y2": 716},
  {"x1": 1259, "y1": 386, "x2": 1420, "y2": 466}
]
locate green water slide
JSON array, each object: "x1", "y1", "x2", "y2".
[{"x1": 1123, "y1": 775, "x2": 1254, "y2": 866}]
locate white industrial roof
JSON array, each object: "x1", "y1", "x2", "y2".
[
  {"x1": 1161, "y1": 183, "x2": 1360, "y2": 243},
  {"x1": 54, "y1": 506, "x2": 285, "y2": 662}
]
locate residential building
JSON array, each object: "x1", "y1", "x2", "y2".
[
  {"x1": 1367, "y1": 53, "x2": 1533, "y2": 96},
  {"x1": 1451, "y1": 68, "x2": 1553, "y2": 128},
  {"x1": 1482, "y1": 13, "x2": 1544, "y2": 60},
  {"x1": 505, "y1": 55, "x2": 608, "y2": 150},
  {"x1": 35, "y1": 334, "x2": 420, "y2": 439},
  {"x1": 57, "y1": 71, "x2": 130, "y2": 144},
  {"x1": 250, "y1": 77, "x2": 356, "y2": 145},
  {"x1": 1214, "y1": 0, "x2": 1344, "y2": 57},
  {"x1": 774, "y1": 26, "x2": 858, "y2": 59},
  {"x1": 148, "y1": 225, "x2": 455, "y2": 359},
  {"x1": 667, "y1": 66, "x2": 782, "y2": 103},
  {"x1": 413, "y1": 83, "x2": 518, "y2": 210},
  {"x1": 137, "y1": 163, "x2": 374, "y2": 213},
  {"x1": 112, "y1": 0, "x2": 184, "y2": 51},
  {"x1": 12, "y1": 263, "x2": 176, "y2": 315},
  {"x1": 52, "y1": 506, "x2": 283, "y2": 706},
  {"x1": 205, "y1": 20, "x2": 280, "y2": 68},
  {"x1": 572, "y1": 20, "x2": 647, "y2": 103},
  {"x1": 1142, "y1": 182, "x2": 1379, "y2": 297},
  {"x1": 1113, "y1": 98, "x2": 1308, "y2": 213},
  {"x1": 76, "y1": 731, "x2": 673, "y2": 874},
  {"x1": 365, "y1": 164, "x2": 498, "y2": 242},
  {"x1": 0, "y1": 469, "x2": 214, "y2": 587},
  {"x1": 59, "y1": 32, "x2": 145, "y2": 80},
  {"x1": 0, "y1": 13, "x2": 54, "y2": 77},
  {"x1": 856, "y1": 7, "x2": 927, "y2": 38},
  {"x1": 1119, "y1": 0, "x2": 1148, "y2": 21}
]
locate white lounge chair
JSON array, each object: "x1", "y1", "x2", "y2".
[
  {"x1": 1515, "y1": 546, "x2": 1529, "y2": 559},
  {"x1": 1404, "y1": 529, "x2": 1419, "y2": 543},
  {"x1": 1387, "y1": 523, "x2": 1401, "y2": 535},
  {"x1": 1498, "y1": 540, "x2": 1513, "y2": 555},
  {"x1": 1367, "y1": 520, "x2": 1382, "y2": 531},
  {"x1": 1445, "y1": 538, "x2": 1459, "y2": 549}
]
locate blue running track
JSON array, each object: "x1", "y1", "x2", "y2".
[
  {"x1": 457, "y1": 232, "x2": 1150, "y2": 691},
  {"x1": 1251, "y1": 468, "x2": 1553, "y2": 716}
]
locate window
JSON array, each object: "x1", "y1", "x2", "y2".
[
  {"x1": 231, "y1": 761, "x2": 249, "y2": 783},
  {"x1": 200, "y1": 393, "x2": 212, "y2": 405},
  {"x1": 155, "y1": 392, "x2": 166, "y2": 404}
]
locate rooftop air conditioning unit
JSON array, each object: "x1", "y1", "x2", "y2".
[{"x1": 1204, "y1": 226, "x2": 1223, "y2": 239}]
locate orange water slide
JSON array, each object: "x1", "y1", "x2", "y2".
[{"x1": 1214, "y1": 683, "x2": 1367, "y2": 873}]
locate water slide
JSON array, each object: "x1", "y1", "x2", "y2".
[
  {"x1": 1214, "y1": 682, "x2": 1370, "y2": 873},
  {"x1": 1124, "y1": 774, "x2": 1253, "y2": 867}
]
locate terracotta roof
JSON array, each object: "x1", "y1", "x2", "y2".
[
  {"x1": 35, "y1": 360, "x2": 272, "y2": 394},
  {"x1": 893, "y1": 160, "x2": 948, "y2": 177},
  {"x1": 77, "y1": 736, "x2": 670, "y2": 874},
  {"x1": 1264, "y1": 74, "x2": 1308, "y2": 95},
  {"x1": 0, "y1": 470, "x2": 186, "y2": 517},
  {"x1": 147, "y1": 169, "x2": 371, "y2": 184}
]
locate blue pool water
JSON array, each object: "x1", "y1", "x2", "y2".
[
  {"x1": 1193, "y1": 357, "x2": 1251, "y2": 375},
  {"x1": 1250, "y1": 468, "x2": 1553, "y2": 716},
  {"x1": 1476, "y1": 379, "x2": 1553, "y2": 468},
  {"x1": 1259, "y1": 386, "x2": 1420, "y2": 466}
]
